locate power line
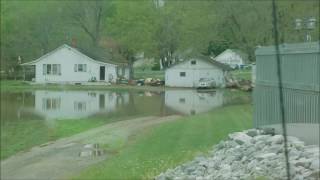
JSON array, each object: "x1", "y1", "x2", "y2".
[{"x1": 271, "y1": 0, "x2": 291, "y2": 179}]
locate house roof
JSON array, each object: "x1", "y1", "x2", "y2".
[
  {"x1": 21, "y1": 44, "x2": 127, "y2": 66},
  {"x1": 76, "y1": 46, "x2": 127, "y2": 65},
  {"x1": 214, "y1": 49, "x2": 249, "y2": 64},
  {"x1": 167, "y1": 55, "x2": 232, "y2": 71}
]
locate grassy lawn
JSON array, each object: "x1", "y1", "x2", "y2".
[
  {"x1": 134, "y1": 69, "x2": 164, "y2": 80},
  {"x1": 0, "y1": 114, "x2": 146, "y2": 160},
  {"x1": 0, "y1": 80, "x2": 166, "y2": 92},
  {"x1": 0, "y1": 118, "x2": 108, "y2": 160},
  {"x1": 231, "y1": 69, "x2": 252, "y2": 80},
  {"x1": 78, "y1": 104, "x2": 252, "y2": 180}
]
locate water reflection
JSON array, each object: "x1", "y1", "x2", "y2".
[
  {"x1": 165, "y1": 90, "x2": 224, "y2": 115},
  {"x1": 33, "y1": 90, "x2": 129, "y2": 120},
  {"x1": 1, "y1": 89, "x2": 235, "y2": 123}
]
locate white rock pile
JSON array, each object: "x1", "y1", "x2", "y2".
[{"x1": 156, "y1": 129, "x2": 320, "y2": 180}]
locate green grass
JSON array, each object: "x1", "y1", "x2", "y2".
[
  {"x1": 78, "y1": 104, "x2": 252, "y2": 180},
  {"x1": 0, "y1": 80, "x2": 166, "y2": 92},
  {"x1": 0, "y1": 114, "x2": 146, "y2": 160},
  {"x1": 0, "y1": 118, "x2": 106, "y2": 160},
  {"x1": 231, "y1": 69, "x2": 252, "y2": 80},
  {"x1": 134, "y1": 69, "x2": 164, "y2": 80}
]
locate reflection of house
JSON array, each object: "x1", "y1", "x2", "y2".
[
  {"x1": 34, "y1": 90, "x2": 129, "y2": 120},
  {"x1": 214, "y1": 49, "x2": 249, "y2": 69},
  {"x1": 165, "y1": 56, "x2": 231, "y2": 88},
  {"x1": 21, "y1": 44, "x2": 129, "y2": 83},
  {"x1": 165, "y1": 89, "x2": 224, "y2": 115}
]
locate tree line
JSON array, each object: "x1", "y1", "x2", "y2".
[{"x1": 1, "y1": 0, "x2": 319, "y2": 78}]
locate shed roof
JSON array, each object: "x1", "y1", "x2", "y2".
[
  {"x1": 255, "y1": 41, "x2": 320, "y2": 55},
  {"x1": 167, "y1": 55, "x2": 232, "y2": 71},
  {"x1": 21, "y1": 44, "x2": 127, "y2": 66}
]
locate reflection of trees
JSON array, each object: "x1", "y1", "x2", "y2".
[
  {"x1": 1, "y1": 92, "x2": 40, "y2": 122},
  {"x1": 127, "y1": 91, "x2": 137, "y2": 115}
]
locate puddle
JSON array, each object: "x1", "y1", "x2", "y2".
[{"x1": 79, "y1": 143, "x2": 105, "y2": 157}]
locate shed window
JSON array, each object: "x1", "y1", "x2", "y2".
[
  {"x1": 180, "y1": 72, "x2": 186, "y2": 77},
  {"x1": 74, "y1": 64, "x2": 87, "y2": 72},
  {"x1": 179, "y1": 98, "x2": 186, "y2": 104},
  {"x1": 43, "y1": 64, "x2": 61, "y2": 75},
  {"x1": 191, "y1": 60, "x2": 196, "y2": 65}
]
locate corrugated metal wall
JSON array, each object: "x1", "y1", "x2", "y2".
[
  {"x1": 254, "y1": 42, "x2": 320, "y2": 127},
  {"x1": 254, "y1": 85, "x2": 319, "y2": 126}
]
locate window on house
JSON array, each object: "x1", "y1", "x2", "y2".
[
  {"x1": 180, "y1": 72, "x2": 186, "y2": 77},
  {"x1": 52, "y1": 64, "x2": 58, "y2": 74},
  {"x1": 43, "y1": 64, "x2": 61, "y2": 75},
  {"x1": 47, "y1": 64, "x2": 51, "y2": 74},
  {"x1": 191, "y1": 60, "x2": 196, "y2": 65},
  {"x1": 74, "y1": 64, "x2": 87, "y2": 72}
]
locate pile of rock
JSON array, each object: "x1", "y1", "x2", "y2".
[{"x1": 156, "y1": 129, "x2": 319, "y2": 180}]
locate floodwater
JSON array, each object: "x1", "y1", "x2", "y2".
[
  {"x1": 1, "y1": 89, "x2": 249, "y2": 122},
  {"x1": 1, "y1": 89, "x2": 251, "y2": 159}
]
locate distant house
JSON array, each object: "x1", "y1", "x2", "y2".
[
  {"x1": 165, "y1": 55, "x2": 231, "y2": 88},
  {"x1": 21, "y1": 44, "x2": 129, "y2": 84},
  {"x1": 214, "y1": 49, "x2": 249, "y2": 69}
]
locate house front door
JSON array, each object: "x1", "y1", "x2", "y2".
[{"x1": 100, "y1": 66, "x2": 105, "y2": 80}]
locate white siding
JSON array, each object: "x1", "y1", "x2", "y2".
[
  {"x1": 33, "y1": 46, "x2": 118, "y2": 83},
  {"x1": 252, "y1": 64, "x2": 256, "y2": 85},
  {"x1": 165, "y1": 58, "x2": 225, "y2": 87},
  {"x1": 215, "y1": 49, "x2": 244, "y2": 68}
]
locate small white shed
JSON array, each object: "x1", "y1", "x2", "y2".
[
  {"x1": 165, "y1": 56, "x2": 231, "y2": 88},
  {"x1": 214, "y1": 49, "x2": 248, "y2": 69},
  {"x1": 21, "y1": 44, "x2": 129, "y2": 84}
]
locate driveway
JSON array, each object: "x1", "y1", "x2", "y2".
[{"x1": 1, "y1": 115, "x2": 181, "y2": 180}]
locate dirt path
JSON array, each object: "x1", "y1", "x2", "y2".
[{"x1": 1, "y1": 115, "x2": 181, "y2": 180}]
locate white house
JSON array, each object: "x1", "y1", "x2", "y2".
[
  {"x1": 165, "y1": 89, "x2": 224, "y2": 115},
  {"x1": 165, "y1": 56, "x2": 231, "y2": 88},
  {"x1": 21, "y1": 44, "x2": 129, "y2": 84},
  {"x1": 214, "y1": 49, "x2": 248, "y2": 69}
]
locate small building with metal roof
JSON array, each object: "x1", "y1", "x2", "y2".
[
  {"x1": 165, "y1": 55, "x2": 231, "y2": 88},
  {"x1": 254, "y1": 41, "x2": 320, "y2": 144}
]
